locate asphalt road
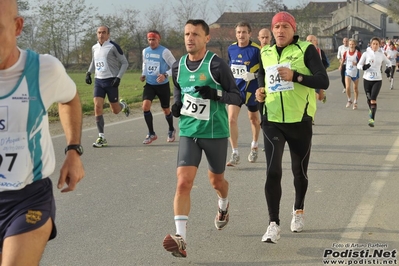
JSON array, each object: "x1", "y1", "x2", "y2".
[{"x1": 41, "y1": 70, "x2": 399, "y2": 266}]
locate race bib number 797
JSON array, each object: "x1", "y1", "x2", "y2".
[{"x1": 180, "y1": 94, "x2": 210, "y2": 120}]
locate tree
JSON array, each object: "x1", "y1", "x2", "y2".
[
  {"x1": 213, "y1": 0, "x2": 231, "y2": 20},
  {"x1": 96, "y1": 6, "x2": 142, "y2": 67},
  {"x1": 196, "y1": 0, "x2": 212, "y2": 23},
  {"x1": 258, "y1": 0, "x2": 286, "y2": 13},
  {"x1": 168, "y1": 0, "x2": 197, "y2": 30},
  {"x1": 387, "y1": 0, "x2": 399, "y2": 23},
  {"x1": 291, "y1": 1, "x2": 325, "y2": 38},
  {"x1": 34, "y1": 0, "x2": 97, "y2": 65},
  {"x1": 17, "y1": 1, "x2": 38, "y2": 50},
  {"x1": 233, "y1": 0, "x2": 252, "y2": 13}
]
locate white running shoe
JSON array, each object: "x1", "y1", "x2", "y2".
[
  {"x1": 345, "y1": 100, "x2": 352, "y2": 108},
  {"x1": 226, "y1": 152, "x2": 240, "y2": 166},
  {"x1": 291, "y1": 209, "x2": 305, "y2": 232},
  {"x1": 248, "y1": 148, "x2": 258, "y2": 163},
  {"x1": 261, "y1": 222, "x2": 281, "y2": 243}
]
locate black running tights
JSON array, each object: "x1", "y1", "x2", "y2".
[{"x1": 261, "y1": 120, "x2": 312, "y2": 225}]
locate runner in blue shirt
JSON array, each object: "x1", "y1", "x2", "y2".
[
  {"x1": 226, "y1": 21, "x2": 261, "y2": 166},
  {"x1": 140, "y1": 30, "x2": 177, "y2": 144}
]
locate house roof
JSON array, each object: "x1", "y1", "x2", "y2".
[
  {"x1": 303, "y1": 1, "x2": 348, "y2": 14},
  {"x1": 369, "y1": 0, "x2": 389, "y2": 7},
  {"x1": 211, "y1": 2, "x2": 347, "y2": 28},
  {"x1": 212, "y1": 12, "x2": 275, "y2": 28}
]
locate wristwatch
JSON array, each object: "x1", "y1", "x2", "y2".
[
  {"x1": 297, "y1": 75, "x2": 303, "y2": 83},
  {"x1": 163, "y1": 73, "x2": 168, "y2": 78},
  {"x1": 65, "y1": 144, "x2": 84, "y2": 156}
]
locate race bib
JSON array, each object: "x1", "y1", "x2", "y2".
[
  {"x1": 366, "y1": 70, "x2": 378, "y2": 80},
  {"x1": 265, "y1": 63, "x2": 294, "y2": 93},
  {"x1": 346, "y1": 61, "x2": 357, "y2": 77},
  {"x1": 95, "y1": 58, "x2": 108, "y2": 73},
  {"x1": 0, "y1": 132, "x2": 30, "y2": 189},
  {"x1": 180, "y1": 94, "x2": 210, "y2": 120},
  {"x1": 146, "y1": 61, "x2": 160, "y2": 76},
  {"x1": 231, "y1": 64, "x2": 247, "y2": 79}
]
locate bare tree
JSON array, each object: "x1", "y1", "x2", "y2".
[
  {"x1": 167, "y1": 0, "x2": 198, "y2": 29},
  {"x1": 144, "y1": 8, "x2": 170, "y2": 34},
  {"x1": 291, "y1": 1, "x2": 326, "y2": 39},
  {"x1": 258, "y1": 0, "x2": 286, "y2": 12},
  {"x1": 34, "y1": 0, "x2": 97, "y2": 65},
  {"x1": 196, "y1": 0, "x2": 211, "y2": 23},
  {"x1": 213, "y1": 0, "x2": 231, "y2": 20},
  {"x1": 17, "y1": 0, "x2": 29, "y2": 11},
  {"x1": 233, "y1": 0, "x2": 252, "y2": 12},
  {"x1": 17, "y1": 1, "x2": 38, "y2": 50}
]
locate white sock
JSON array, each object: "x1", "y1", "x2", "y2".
[
  {"x1": 232, "y1": 148, "x2": 238, "y2": 154},
  {"x1": 218, "y1": 196, "x2": 229, "y2": 211},
  {"x1": 348, "y1": 98, "x2": 352, "y2": 102},
  {"x1": 251, "y1": 141, "x2": 258, "y2": 149},
  {"x1": 99, "y1": 133, "x2": 105, "y2": 138},
  {"x1": 174, "y1": 215, "x2": 188, "y2": 240}
]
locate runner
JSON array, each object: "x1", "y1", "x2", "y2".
[
  {"x1": 357, "y1": 37, "x2": 392, "y2": 127},
  {"x1": 340, "y1": 38, "x2": 362, "y2": 109}
]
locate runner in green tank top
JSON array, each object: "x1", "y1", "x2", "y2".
[{"x1": 162, "y1": 19, "x2": 241, "y2": 258}]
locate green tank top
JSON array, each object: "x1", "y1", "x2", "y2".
[
  {"x1": 177, "y1": 51, "x2": 229, "y2": 138},
  {"x1": 261, "y1": 41, "x2": 314, "y2": 122}
]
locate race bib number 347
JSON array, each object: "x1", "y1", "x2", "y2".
[{"x1": 266, "y1": 63, "x2": 294, "y2": 93}]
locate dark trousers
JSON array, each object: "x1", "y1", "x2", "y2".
[
  {"x1": 261, "y1": 120, "x2": 312, "y2": 224},
  {"x1": 340, "y1": 64, "x2": 346, "y2": 89}
]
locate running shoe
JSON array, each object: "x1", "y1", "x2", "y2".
[
  {"x1": 291, "y1": 209, "x2": 305, "y2": 232},
  {"x1": 143, "y1": 134, "x2": 157, "y2": 144},
  {"x1": 368, "y1": 109, "x2": 372, "y2": 119},
  {"x1": 167, "y1": 129, "x2": 176, "y2": 142},
  {"x1": 214, "y1": 204, "x2": 229, "y2": 230},
  {"x1": 248, "y1": 148, "x2": 258, "y2": 163},
  {"x1": 226, "y1": 152, "x2": 240, "y2": 166},
  {"x1": 261, "y1": 222, "x2": 281, "y2": 243},
  {"x1": 322, "y1": 95, "x2": 327, "y2": 103},
  {"x1": 163, "y1": 234, "x2": 187, "y2": 258},
  {"x1": 93, "y1": 137, "x2": 107, "y2": 148},
  {"x1": 353, "y1": 103, "x2": 358, "y2": 110},
  {"x1": 119, "y1": 99, "x2": 130, "y2": 117},
  {"x1": 390, "y1": 78, "x2": 394, "y2": 90},
  {"x1": 345, "y1": 100, "x2": 352, "y2": 108},
  {"x1": 368, "y1": 119, "x2": 375, "y2": 127},
  {"x1": 342, "y1": 88, "x2": 346, "y2": 93}
]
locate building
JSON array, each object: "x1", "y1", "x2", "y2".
[{"x1": 208, "y1": 0, "x2": 398, "y2": 59}]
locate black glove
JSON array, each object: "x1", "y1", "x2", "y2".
[
  {"x1": 171, "y1": 102, "x2": 183, "y2": 118},
  {"x1": 385, "y1": 67, "x2": 391, "y2": 78},
  {"x1": 362, "y1": 63, "x2": 371, "y2": 70},
  {"x1": 194, "y1": 86, "x2": 220, "y2": 101},
  {"x1": 85, "y1": 72, "x2": 92, "y2": 85},
  {"x1": 112, "y1": 77, "x2": 120, "y2": 87}
]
